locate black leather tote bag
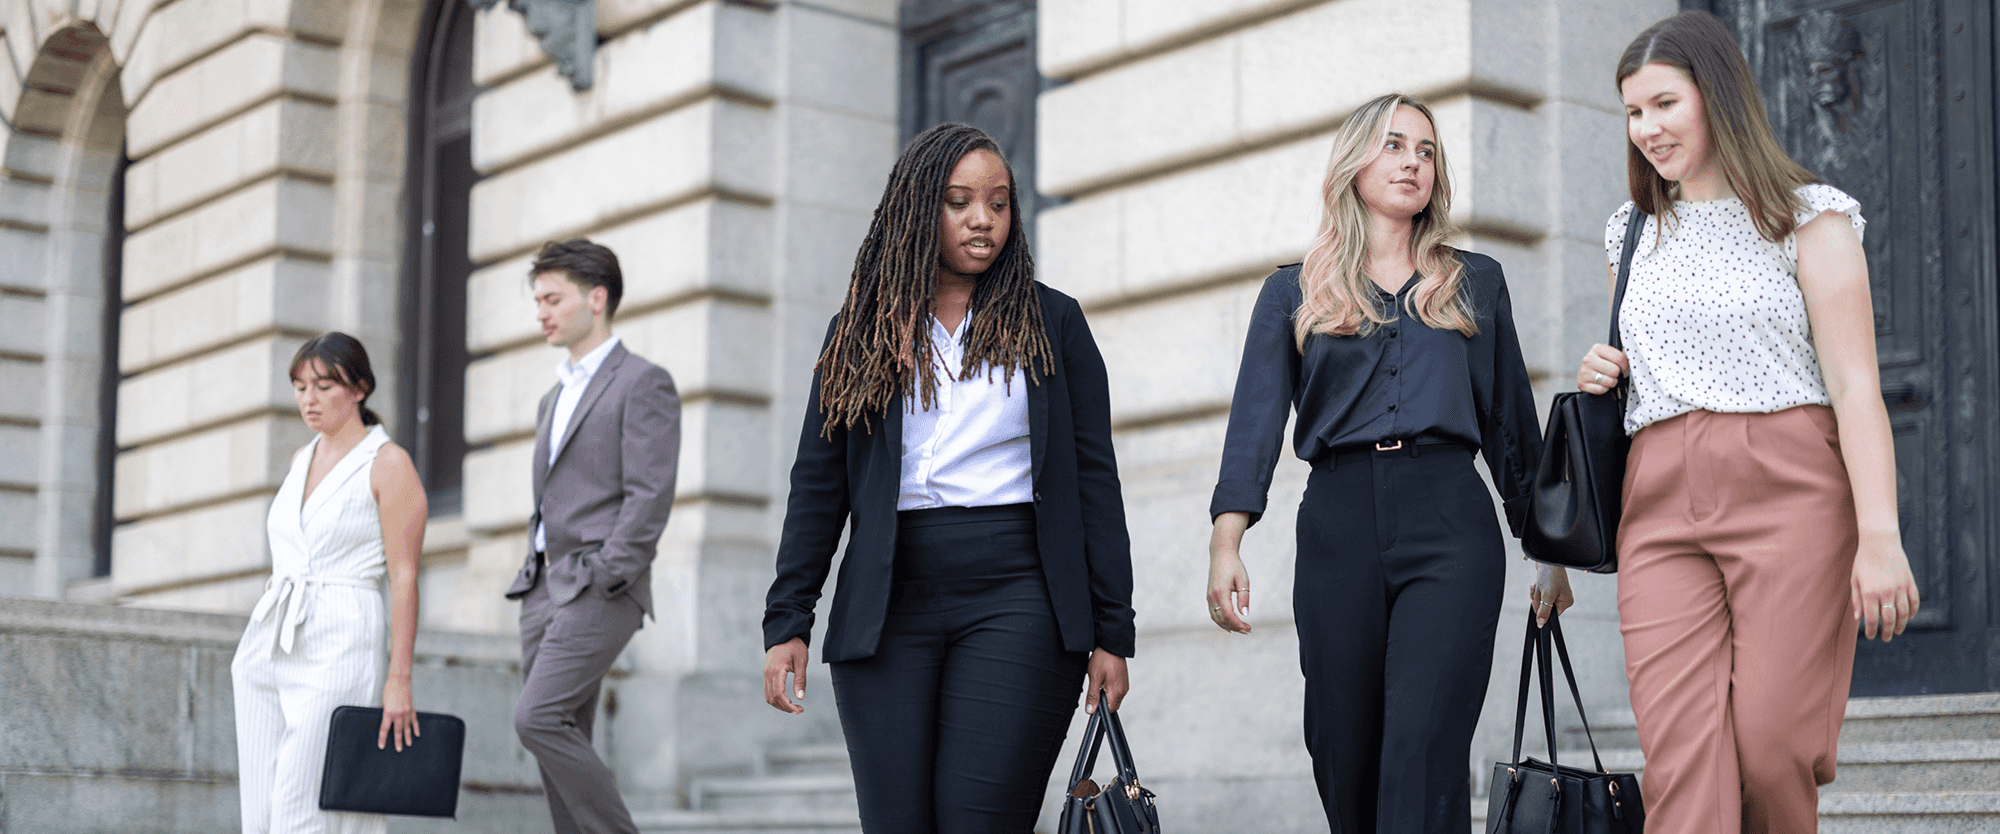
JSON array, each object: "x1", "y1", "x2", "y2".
[
  {"x1": 1522, "y1": 208, "x2": 1648, "y2": 572},
  {"x1": 1059, "y1": 698, "x2": 1160, "y2": 834},
  {"x1": 319, "y1": 705, "x2": 466, "y2": 817},
  {"x1": 1486, "y1": 613, "x2": 1644, "y2": 834}
]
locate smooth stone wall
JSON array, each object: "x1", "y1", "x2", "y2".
[{"x1": 0, "y1": 597, "x2": 542, "y2": 833}]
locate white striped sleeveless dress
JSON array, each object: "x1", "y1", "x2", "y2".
[{"x1": 231, "y1": 425, "x2": 393, "y2": 834}]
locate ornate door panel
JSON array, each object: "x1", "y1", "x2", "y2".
[
  {"x1": 901, "y1": 0, "x2": 1044, "y2": 225},
  {"x1": 1694, "y1": 0, "x2": 2000, "y2": 694}
]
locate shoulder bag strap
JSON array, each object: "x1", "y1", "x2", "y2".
[{"x1": 1610, "y1": 207, "x2": 1647, "y2": 353}]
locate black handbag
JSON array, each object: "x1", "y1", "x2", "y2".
[
  {"x1": 1486, "y1": 612, "x2": 1643, "y2": 834},
  {"x1": 1521, "y1": 208, "x2": 1648, "y2": 572},
  {"x1": 319, "y1": 705, "x2": 466, "y2": 817},
  {"x1": 1058, "y1": 697, "x2": 1160, "y2": 834}
]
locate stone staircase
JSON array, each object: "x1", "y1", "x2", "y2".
[
  {"x1": 633, "y1": 744, "x2": 861, "y2": 834},
  {"x1": 1476, "y1": 693, "x2": 2000, "y2": 832}
]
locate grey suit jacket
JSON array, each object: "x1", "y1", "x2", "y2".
[{"x1": 505, "y1": 341, "x2": 681, "y2": 615}]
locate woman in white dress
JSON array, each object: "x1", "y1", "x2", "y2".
[{"x1": 232, "y1": 332, "x2": 427, "y2": 834}]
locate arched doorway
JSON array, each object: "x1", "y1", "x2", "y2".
[
  {"x1": 0, "y1": 23, "x2": 127, "y2": 597},
  {"x1": 400, "y1": 0, "x2": 479, "y2": 515}
]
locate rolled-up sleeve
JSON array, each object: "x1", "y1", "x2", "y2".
[{"x1": 1210, "y1": 269, "x2": 1303, "y2": 526}]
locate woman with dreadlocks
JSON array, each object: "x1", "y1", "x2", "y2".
[
  {"x1": 759, "y1": 122, "x2": 1135, "y2": 833},
  {"x1": 1205, "y1": 93, "x2": 1547, "y2": 833}
]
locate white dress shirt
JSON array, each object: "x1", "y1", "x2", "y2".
[
  {"x1": 537, "y1": 335, "x2": 621, "y2": 551},
  {"x1": 898, "y1": 315, "x2": 1034, "y2": 510}
]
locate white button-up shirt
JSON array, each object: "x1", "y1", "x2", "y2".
[
  {"x1": 536, "y1": 334, "x2": 621, "y2": 552},
  {"x1": 898, "y1": 316, "x2": 1034, "y2": 510}
]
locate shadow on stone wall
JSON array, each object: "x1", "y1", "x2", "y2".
[{"x1": 0, "y1": 598, "x2": 547, "y2": 833}]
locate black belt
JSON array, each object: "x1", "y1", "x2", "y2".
[
  {"x1": 898, "y1": 502, "x2": 1035, "y2": 529},
  {"x1": 1313, "y1": 437, "x2": 1476, "y2": 469}
]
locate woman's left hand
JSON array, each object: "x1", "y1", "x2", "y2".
[
  {"x1": 1084, "y1": 648, "x2": 1129, "y2": 714},
  {"x1": 1528, "y1": 563, "x2": 1575, "y2": 627},
  {"x1": 377, "y1": 677, "x2": 419, "y2": 752},
  {"x1": 1852, "y1": 534, "x2": 1920, "y2": 642}
]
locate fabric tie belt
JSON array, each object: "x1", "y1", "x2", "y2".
[{"x1": 249, "y1": 573, "x2": 379, "y2": 654}]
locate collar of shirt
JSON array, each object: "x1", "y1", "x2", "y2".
[{"x1": 556, "y1": 334, "x2": 621, "y2": 390}]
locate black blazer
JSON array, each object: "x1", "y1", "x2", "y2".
[{"x1": 762, "y1": 284, "x2": 1136, "y2": 663}]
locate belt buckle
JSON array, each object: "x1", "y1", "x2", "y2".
[{"x1": 1374, "y1": 439, "x2": 1404, "y2": 452}]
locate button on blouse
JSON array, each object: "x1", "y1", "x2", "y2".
[{"x1": 1209, "y1": 253, "x2": 1541, "y2": 533}]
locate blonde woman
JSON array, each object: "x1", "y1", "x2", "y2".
[{"x1": 1206, "y1": 93, "x2": 1551, "y2": 833}]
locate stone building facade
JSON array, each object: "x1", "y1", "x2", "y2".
[{"x1": 21, "y1": 0, "x2": 1992, "y2": 831}]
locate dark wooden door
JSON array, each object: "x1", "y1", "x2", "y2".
[
  {"x1": 1694, "y1": 0, "x2": 2000, "y2": 694},
  {"x1": 900, "y1": 0, "x2": 1044, "y2": 226}
]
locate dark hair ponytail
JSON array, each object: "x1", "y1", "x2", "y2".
[{"x1": 288, "y1": 332, "x2": 381, "y2": 426}]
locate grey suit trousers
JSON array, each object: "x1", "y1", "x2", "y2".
[{"x1": 516, "y1": 578, "x2": 643, "y2": 834}]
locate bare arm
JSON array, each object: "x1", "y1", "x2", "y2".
[
  {"x1": 1795, "y1": 211, "x2": 1919, "y2": 641},
  {"x1": 373, "y1": 442, "x2": 428, "y2": 749}
]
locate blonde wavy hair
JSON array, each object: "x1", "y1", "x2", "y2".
[{"x1": 1294, "y1": 93, "x2": 1475, "y2": 350}]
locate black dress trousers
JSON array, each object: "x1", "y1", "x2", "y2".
[
  {"x1": 1295, "y1": 444, "x2": 1506, "y2": 834},
  {"x1": 829, "y1": 504, "x2": 1089, "y2": 834}
]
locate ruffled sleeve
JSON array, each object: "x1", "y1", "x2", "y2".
[
  {"x1": 1785, "y1": 184, "x2": 1866, "y2": 265},
  {"x1": 1604, "y1": 200, "x2": 1636, "y2": 266}
]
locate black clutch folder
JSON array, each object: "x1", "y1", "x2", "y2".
[{"x1": 319, "y1": 705, "x2": 466, "y2": 818}]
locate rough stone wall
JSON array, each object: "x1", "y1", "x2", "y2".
[
  {"x1": 1031, "y1": 0, "x2": 1674, "y2": 825},
  {"x1": 0, "y1": 596, "x2": 541, "y2": 834}
]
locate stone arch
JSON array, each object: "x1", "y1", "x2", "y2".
[
  {"x1": 325, "y1": 0, "x2": 428, "y2": 430},
  {"x1": 0, "y1": 21, "x2": 128, "y2": 597}
]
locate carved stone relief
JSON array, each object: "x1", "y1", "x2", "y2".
[{"x1": 468, "y1": 0, "x2": 596, "y2": 90}]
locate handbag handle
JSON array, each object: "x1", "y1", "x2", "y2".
[
  {"x1": 1508, "y1": 611, "x2": 1558, "y2": 771},
  {"x1": 1548, "y1": 616, "x2": 1608, "y2": 773},
  {"x1": 1506, "y1": 612, "x2": 1612, "y2": 776},
  {"x1": 1065, "y1": 704, "x2": 1106, "y2": 792},
  {"x1": 1100, "y1": 704, "x2": 1144, "y2": 786},
  {"x1": 1064, "y1": 690, "x2": 1145, "y2": 791}
]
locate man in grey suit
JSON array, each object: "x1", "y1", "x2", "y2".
[{"x1": 505, "y1": 238, "x2": 679, "y2": 834}]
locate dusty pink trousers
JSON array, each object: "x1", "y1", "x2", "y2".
[{"x1": 1617, "y1": 406, "x2": 1858, "y2": 834}]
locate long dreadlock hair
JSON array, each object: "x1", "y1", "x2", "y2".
[{"x1": 815, "y1": 123, "x2": 1052, "y2": 438}]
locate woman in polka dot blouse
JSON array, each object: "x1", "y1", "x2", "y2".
[{"x1": 1562, "y1": 12, "x2": 1922, "y2": 834}]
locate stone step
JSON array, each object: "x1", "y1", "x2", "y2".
[
  {"x1": 1823, "y1": 740, "x2": 2000, "y2": 794},
  {"x1": 1556, "y1": 739, "x2": 2000, "y2": 793},
  {"x1": 633, "y1": 810, "x2": 862, "y2": 834},
  {"x1": 1839, "y1": 693, "x2": 2000, "y2": 745},
  {"x1": 1557, "y1": 693, "x2": 2000, "y2": 752},
  {"x1": 690, "y1": 774, "x2": 860, "y2": 815},
  {"x1": 1817, "y1": 792, "x2": 2000, "y2": 833},
  {"x1": 767, "y1": 744, "x2": 852, "y2": 777},
  {"x1": 1559, "y1": 707, "x2": 1640, "y2": 752},
  {"x1": 1475, "y1": 788, "x2": 2000, "y2": 834}
]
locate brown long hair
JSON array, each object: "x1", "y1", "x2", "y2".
[
  {"x1": 1617, "y1": 10, "x2": 1820, "y2": 242},
  {"x1": 1295, "y1": 93, "x2": 1473, "y2": 349},
  {"x1": 814, "y1": 123, "x2": 1052, "y2": 437}
]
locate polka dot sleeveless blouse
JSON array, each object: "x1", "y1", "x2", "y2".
[{"x1": 1605, "y1": 184, "x2": 1865, "y2": 435}]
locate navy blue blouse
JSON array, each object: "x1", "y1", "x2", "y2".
[{"x1": 1209, "y1": 252, "x2": 1541, "y2": 534}]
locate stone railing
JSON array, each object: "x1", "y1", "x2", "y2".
[{"x1": 0, "y1": 597, "x2": 545, "y2": 833}]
